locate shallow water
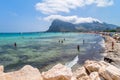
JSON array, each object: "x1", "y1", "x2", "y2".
[{"x1": 0, "y1": 32, "x2": 104, "y2": 72}]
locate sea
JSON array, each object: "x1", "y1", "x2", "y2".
[{"x1": 0, "y1": 32, "x2": 105, "y2": 72}]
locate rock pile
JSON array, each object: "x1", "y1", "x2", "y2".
[
  {"x1": 0, "y1": 65, "x2": 43, "y2": 80},
  {"x1": 0, "y1": 60, "x2": 120, "y2": 80},
  {"x1": 74, "y1": 60, "x2": 120, "y2": 80}
]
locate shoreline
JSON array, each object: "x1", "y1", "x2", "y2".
[
  {"x1": 1, "y1": 32, "x2": 104, "y2": 72},
  {"x1": 0, "y1": 33, "x2": 120, "y2": 80},
  {"x1": 102, "y1": 34, "x2": 120, "y2": 68},
  {"x1": 1, "y1": 33, "x2": 109, "y2": 72}
]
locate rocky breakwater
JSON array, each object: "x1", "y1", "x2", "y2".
[
  {"x1": 0, "y1": 60, "x2": 120, "y2": 80},
  {"x1": 74, "y1": 60, "x2": 120, "y2": 80},
  {"x1": 0, "y1": 65, "x2": 43, "y2": 80}
]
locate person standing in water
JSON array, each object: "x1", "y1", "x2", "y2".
[
  {"x1": 14, "y1": 42, "x2": 17, "y2": 48},
  {"x1": 83, "y1": 40, "x2": 85, "y2": 45},
  {"x1": 77, "y1": 45, "x2": 80, "y2": 52}
]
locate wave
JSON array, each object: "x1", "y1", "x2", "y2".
[
  {"x1": 65, "y1": 55, "x2": 79, "y2": 68},
  {"x1": 99, "y1": 38, "x2": 105, "y2": 48}
]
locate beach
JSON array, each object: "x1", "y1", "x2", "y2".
[
  {"x1": 0, "y1": 32, "x2": 120, "y2": 80},
  {"x1": 0, "y1": 32, "x2": 105, "y2": 72},
  {"x1": 1, "y1": 32, "x2": 120, "y2": 71},
  {"x1": 102, "y1": 34, "x2": 120, "y2": 68},
  {"x1": 0, "y1": 33, "x2": 120, "y2": 80}
]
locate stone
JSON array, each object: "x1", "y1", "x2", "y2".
[
  {"x1": 84, "y1": 60, "x2": 101, "y2": 73},
  {"x1": 106, "y1": 65, "x2": 120, "y2": 80},
  {"x1": 0, "y1": 65, "x2": 43, "y2": 80},
  {"x1": 42, "y1": 63, "x2": 75, "y2": 80},
  {"x1": 73, "y1": 67, "x2": 88, "y2": 80},
  {"x1": 84, "y1": 60, "x2": 109, "y2": 73},
  {"x1": 100, "y1": 65, "x2": 120, "y2": 80},
  {"x1": 89, "y1": 72, "x2": 103, "y2": 80},
  {"x1": 0, "y1": 60, "x2": 120, "y2": 80},
  {"x1": 78, "y1": 76, "x2": 90, "y2": 80},
  {"x1": 99, "y1": 68, "x2": 112, "y2": 80}
]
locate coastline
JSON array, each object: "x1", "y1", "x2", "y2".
[
  {"x1": 0, "y1": 33, "x2": 120, "y2": 80},
  {"x1": 102, "y1": 34, "x2": 120, "y2": 68},
  {"x1": 1, "y1": 32, "x2": 105, "y2": 72}
]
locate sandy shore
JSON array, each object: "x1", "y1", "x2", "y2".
[{"x1": 102, "y1": 35, "x2": 120, "y2": 68}]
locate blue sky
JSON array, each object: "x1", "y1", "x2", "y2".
[{"x1": 0, "y1": 0, "x2": 119, "y2": 32}]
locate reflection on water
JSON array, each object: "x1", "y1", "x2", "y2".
[{"x1": 0, "y1": 32, "x2": 104, "y2": 72}]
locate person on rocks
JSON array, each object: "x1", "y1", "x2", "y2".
[{"x1": 112, "y1": 41, "x2": 114, "y2": 50}]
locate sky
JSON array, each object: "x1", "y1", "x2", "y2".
[{"x1": 0, "y1": 0, "x2": 120, "y2": 32}]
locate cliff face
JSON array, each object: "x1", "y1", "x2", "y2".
[
  {"x1": 0, "y1": 60, "x2": 120, "y2": 80},
  {"x1": 47, "y1": 19, "x2": 119, "y2": 32},
  {"x1": 47, "y1": 19, "x2": 77, "y2": 32}
]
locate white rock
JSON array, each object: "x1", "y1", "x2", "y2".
[
  {"x1": 0, "y1": 65, "x2": 43, "y2": 80},
  {"x1": 42, "y1": 63, "x2": 75, "y2": 80},
  {"x1": 107, "y1": 65, "x2": 120, "y2": 79},
  {"x1": 89, "y1": 72, "x2": 104, "y2": 80},
  {"x1": 73, "y1": 67, "x2": 88, "y2": 80}
]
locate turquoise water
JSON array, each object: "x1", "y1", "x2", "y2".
[{"x1": 0, "y1": 32, "x2": 104, "y2": 72}]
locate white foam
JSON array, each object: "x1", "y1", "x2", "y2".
[
  {"x1": 65, "y1": 55, "x2": 79, "y2": 68},
  {"x1": 99, "y1": 38, "x2": 105, "y2": 48}
]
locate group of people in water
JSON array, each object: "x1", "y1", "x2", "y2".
[
  {"x1": 58, "y1": 38, "x2": 85, "y2": 52},
  {"x1": 58, "y1": 38, "x2": 65, "y2": 44}
]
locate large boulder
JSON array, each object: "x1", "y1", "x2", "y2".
[
  {"x1": 84, "y1": 60, "x2": 120, "y2": 80},
  {"x1": 0, "y1": 65, "x2": 43, "y2": 80},
  {"x1": 84, "y1": 60, "x2": 109, "y2": 73},
  {"x1": 42, "y1": 63, "x2": 76, "y2": 80},
  {"x1": 89, "y1": 72, "x2": 104, "y2": 80},
  {"x1": 100, "y1": 65, "x2": 120, "y2": 80},
  {"x1": 73, "y1": 67, "x2": 88, "y2": 80},
  {"x1": 77, "y1": 76, "x2": 90, "y2": 80}
]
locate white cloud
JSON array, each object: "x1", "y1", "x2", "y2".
[
  {"x1": 96, "y1": 0, "x2": 114, "y2": 7},
  {"x1": 35, "y1": 0, "x2": 114, "y2": 14},
  {"x1": 44, "y1": 15, "x2": 102, "y2": 24}
]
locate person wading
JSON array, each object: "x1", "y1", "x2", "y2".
[
  {"x1": 14, "y1": 42, "x2": 17, "y2": 48},
  {"x1": 77, "y1": 45, "x2": 80, "y2": 52}
]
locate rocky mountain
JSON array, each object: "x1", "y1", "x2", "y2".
[{"x1": 47, "y1": 19, "x2": 119, "y2": 32}]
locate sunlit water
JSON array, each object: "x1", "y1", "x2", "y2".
[{"x1": 0, "y1": 32, "x2": 105, "y2": 72}]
